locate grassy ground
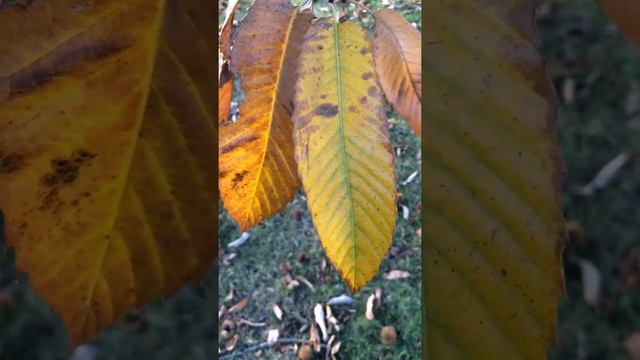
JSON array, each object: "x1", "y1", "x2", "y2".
[
  {"x1": 218, "y1": 115, "x2": 421, "y2": 360},
  {"x1": 539, "y1": 1, "x2": 640, "y2": 359}
]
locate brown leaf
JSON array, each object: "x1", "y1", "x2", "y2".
[
  {"x1": 372, "y1": 9, "x2": 421, "y2": 135},
  {"x1": 228, "y1": 297, "x2": 249, "y2": 314}
]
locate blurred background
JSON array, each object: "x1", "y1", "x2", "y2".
[{"x1": 1, "y1": 0, "x2": 640, "y2": 359}]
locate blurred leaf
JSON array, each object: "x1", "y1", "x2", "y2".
[
  {"x1": 423, "y1": 0, "x2": 565, "y2": 358},
  {"x1": 598, "y1": 0, "x2": 640, "y2": 48},
  {"x1": 0, "y1": 0, "x2": 216, "y2": 345}
]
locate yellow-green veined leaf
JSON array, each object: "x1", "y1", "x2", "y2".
[
  {"x1": 423, "y1": 0, "x2": 565, "y2": 358},
  {"x1": 598, "y1": 0, "x2": 640, "y2": 48},
  {"x1": 372, "y1": 8, "x2": 422, "y2": 136},
  {"x1": 0, "y1": 0, "x2": 216, "y2": 344},
  {"x1": 219, "y1": 0, "x2": 311, "y2": 231},
  {"x1": 292, "y1": 19, "x2": 397, "y2": 292}
]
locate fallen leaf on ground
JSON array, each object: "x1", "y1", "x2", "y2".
[
  {"x1": 314, "y1": 303, "x2": 328, "y2": 341},
  {"x1": 327, "y1": 294, "x2": 354, "y2": 306},
  {"x1": 573, "y1": 152, "x2": 632, "y2": 196},
  {"x1": 228, "y1": 232, "x2": 251, "y2": 248},
  {"x1": 273, "y1": 304, "x2": 284, "y2": 321},
  {"x1": 384, "y1": 270, "x2": 411, "y2": 280},
  {"x1": 225, "y1": 287, "x2": 234, "y2": 302},
  {"x1": 365, "y1": 294, "x2": 376, "y2": 320},
  {"x1": 237, "y1": 319, "x2": 268, "y2": 327},
  {"x1": 267, "y1": 328, "x2": 280, "y2": 345},
  {"x1": 228, "y1": 298, "x2": 249, "y2": 314},
  {"x1": 574, "y1": 257, "x2": 602, "y2": 306},
  {"x1": 226, "y1": 334, "x2": 240, "y2": 351}
]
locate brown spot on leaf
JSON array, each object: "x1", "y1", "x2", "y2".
[
  {"x1": 220, "y1": 134, "x2": 260, "y2": 154},
  {"x1": 315, "y1": 103, "x2": 338, "y2": 118},
  {"x1": 362, "y1": 72, "x2": 374, "y2": 80},
  {"x1": 359, "y1": 96, "x2": 368, "y2": 105},
  {"x1": 0, "y1": 152, "x2": 23, "y2": 173},
  {"x1": 360, "y1": 48, "x2": 369, "y2": 55},
  {"x1": 39, "y1": 150, "x2": 96, "y2": 210},
  {"x1": 232, "y1": 170, "x2": 248, "y2": 186},
  {"x1": 348, "y1": 105, "x2": 358, "y2": 113},
  {"x1": 368, "y1": 86, "x2": 379, "y2": 97}
]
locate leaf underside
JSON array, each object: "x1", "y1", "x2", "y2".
[
  {"x1": 293, "y1": 19, "x2": 397, "y2": 292},
  {"x1": 219, "y1": 0, "x2": 310, "y2": 231},
  {"x1": 0, "y1": 0, "x2": 216, "y2": 344},
  {"x1": 372, "y1": 8, "x2": 422, "y2": 136},
  {"x1": 423, "y1": 1, "x2": 565, "y2": 358}
]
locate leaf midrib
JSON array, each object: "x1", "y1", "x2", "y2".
[{"x1": 332, "y1": 15, "x2": 357, "y2": 287}]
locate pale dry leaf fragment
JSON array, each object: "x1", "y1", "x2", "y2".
[
  {"x1": 327, "y1": 294, "x2": 354, "y2": 306},
  {"x1": 625, "y1": 332, "x2": 640, "y2": 360},
  {"x1": 573, "y1": 256, "x2": 602, "y2": 307},
  {"x1": 296, "y1": 275, "x2": 315, "y2": 292},
  {"x1": 365, "y1": 294, "x2": 376, "y2": 320},
  {"x1": 384, "y1": 270, "x2": 411, "y2": 280},
  {"x1": 228, "y1": 297, "x2": 249, "y2": 314},
  {"x1": 401, "y1": 171, "x2": 419, "y2": 186},
  {"x1": 226, "y1": 334, "x2": 240, "y2": 351},
  {"x1": 267, "y1": 328, "x2": 280, "y2": 345},
  {"x1": 374, "y1": 287, "x2": 382, "y2": 307},
  {"x1": 330, "y1": 340, "x2": 342, "y2": 356},
  {"x1": 237, "y1": 319, "x2": 267, "y2": 327},
  {"x1": 401, "y1": 205, "x2": 410, "y2": 220},
  {"x1": 574, "y1": 152, "x2": 632, "y2": 196},
  {"x1": 228, "y1": 232, "x2": 250, "y2": 248},
  {"x1": 273, "y1": 304, "x2": 284, "y2": 321},
  {"x1": 218, "y1": 305, "x2": 227, "y2": 320},
  {"x1": 225, "y1": 287, "x2": 234, "y2": 302},
  {"x1": 314, "y1": 303, "x2": 328, "y2": 341}
]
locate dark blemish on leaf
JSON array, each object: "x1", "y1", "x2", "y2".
[
  {"x1": 360, "y1": 48, "x2": 368, "y2": 55},
  {"x1": 0, "y1": 152, "x2": 24, "y2": 173},
  {"x1": 232, "y1": 170, "x2": 249, "y2": 187},
  {"x1": 348, "y1": 105, "x2": 358, "y2": 113},
  {"x1": 317, "y1": 45, "x2": 324, "y2": 50},
  {"x1": 359, "y1": 96, "x2": 367, "y2": 105},
  {"x1": 361, "y1": 72, "x2": 374, "y2": 80},
  {"x1": 315, "y1": 103, "x2": 338, "y2": 118},
  {"x1": 220, "y1": 134, "x2": 259, "y2": 154},
  {"x1": 39, "y1": 150, "x2": 96, "y2": 211},
  {"x1": 320, "y1": 94, "x2": 327, "y2": 99},
  {"x1": 368, "y1": 86, "x2": 379, "y2": 97}
]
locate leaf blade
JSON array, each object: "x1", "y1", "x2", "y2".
[
  {"x1": 293, "y1": 19, "x2": 397, "y2": 292},
  {"x1": 219, "y1": 0, "x2": 311, "y2": 230},
  {"x1": 0, "y1": 0, "x2": 216, "y2": 344},
  {"x1": 423, "y1": 1, "x2": 565, "y2": 358},
  {"x1": 372, "y1": 9, "x2": 422, "y2": 135}
]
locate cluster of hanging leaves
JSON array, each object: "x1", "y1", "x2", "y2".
[
  {"x1": 218, "y1": 0, "x2": 421, "y2": 292},
  {"x1": 0, "y1": 0, "x2": 216, "y2": 345}
]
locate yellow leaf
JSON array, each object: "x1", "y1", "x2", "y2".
[
  {"x1": 0, "y1": 0, "x2": 216, "y2": 344},
  {"x1": 598, "y1": 0, "x2": 640, "y2": 48},
  {"x1": 219, "y1": 0, "x2": 311, "y2": 230},
  {"x1": 293, "y1": 19, "x2": 397, "y2": 292},
  {"x1": 218, "y1": 0, "x2": 239, "y2": 124},
  {"x1": 423, "y1": 1, "x2": 565, "y2": 358},
  {"x1": 372, "y1": 9, "x2": 421, "y2": 135}
]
